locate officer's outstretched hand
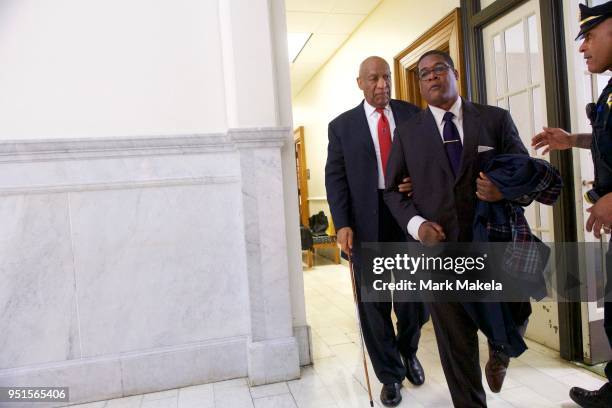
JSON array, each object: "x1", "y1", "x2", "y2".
[
  {"x1": 532, "y1": 127, "x2": 573, "y2": 154},
  {"x1": 586, "y1": 193, "x2": 612, "y2": 238}
]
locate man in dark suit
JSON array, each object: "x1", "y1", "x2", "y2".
[
  {"x1": 325, "y1": 56, "x2": 428, "y2": 407},
  {"x1": 384, "y1": 50, "x2": 528, "y2": 407}
]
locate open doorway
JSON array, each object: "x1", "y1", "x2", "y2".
[{"x1": 294, "y1": 126, "x2": 340, "y2": 268}]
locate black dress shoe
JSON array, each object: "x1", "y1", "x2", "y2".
[
  {"x1": 569, "y1": 383, "x2": 612, "y2": 408},
  {"x1": 404, "y1": 354, "x2": 425, "y2": 385},
  {"x1": 380, "y1": 382, "x2": 402, "y2": 407},
  {"x1": 485, "y1": 347, "x2": 510, "y2": 393}
]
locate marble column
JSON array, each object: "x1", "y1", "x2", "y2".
[{"x1": 230, "y1": 128, "x2": 300, "y2": 386}]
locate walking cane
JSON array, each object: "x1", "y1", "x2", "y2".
[{"x1": 348, "y1": 253, "x2": 374, "y2": 407}]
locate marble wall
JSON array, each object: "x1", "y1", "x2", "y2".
[{"x1": 0, "y1": 128, "x2": 304, "y2": 406}]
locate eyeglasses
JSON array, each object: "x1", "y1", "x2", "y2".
[{"x1": 418, "y1": 64, "x2": 451, "y2": 80}]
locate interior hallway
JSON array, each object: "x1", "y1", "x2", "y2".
[{"x1": 65, "y1": 256, "x2": 606, "y2": 408}]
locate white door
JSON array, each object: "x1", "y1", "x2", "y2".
[{"x1": 483, "y1": 0, "x2": 560, "y2": 350}]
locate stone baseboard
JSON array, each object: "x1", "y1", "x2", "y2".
[
  {"x1": 0, "y1": 337, "x2": 247, "y2": 407},
  {"x1": 247, "y1": 337, "x2": 300, "y2": 386}
]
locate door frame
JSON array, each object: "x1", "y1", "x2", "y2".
[
  {"x1": 394, "y1": 9, "x2": 466, "y2": 108},
  {"x1": 461, "y1": 0, "x2": 581, "y2": 360},
  {"x1": 294, "y1": 126, "x2": 310, "y2": 227}
]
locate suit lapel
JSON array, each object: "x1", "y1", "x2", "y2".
[
  {"x1": 455, "y1": 98, "x2": 480, "y2": 185},
  {"x1": 354, "y1": 101, "x2": 377, "y2": 160},
  {"x1": 422, "y1": 108, "x2": 454, "y2": 178},
  {"x1": 389, "y1": 99, "x2": 403, "y2": 124}
]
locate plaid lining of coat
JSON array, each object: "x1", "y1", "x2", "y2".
[{"x1": 486, "y1": 160, "x2": 563, "y2": 282}]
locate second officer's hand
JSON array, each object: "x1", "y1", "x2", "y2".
[
  {"x1": 476, "y1": 172, "x2": 503, "y2": 202},
  {"x1": 586, "y1": 193, "x2": 612, "y2": 239},
  {"x1": 336, "y1": 226, "x2": 353, "y2": 257},
  {"x1": 418, "y1": 222, "x2": 446, "y2": 247},
  {"x1": 398, "y1": 177, "x2": 413, "y2": 196}
]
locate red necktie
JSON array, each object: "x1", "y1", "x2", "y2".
[{"x1": 376, "y1": 107, "x2": 392, "y2": 177}]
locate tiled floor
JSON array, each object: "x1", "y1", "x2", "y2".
[{"x1": 69, "y1": 257, "x2": 607, "y2": 408}]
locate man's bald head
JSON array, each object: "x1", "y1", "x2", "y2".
[
  {"x1": 358, "y1": 56, "x2": 390, "y2": 78},
  {"x1": 357, "y1": 56, "x2": 391, "y2": 108}
]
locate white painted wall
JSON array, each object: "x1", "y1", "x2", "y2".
[
  {"x1": 0, "y1": 0, "x2": 227, "y2": 139},
  {"x1": 0, "y1": 1, "x2": 310, "y2": 397},
  {"x1": 0, "y1": 0, "x2": 306, "y2": 341},
  {"x1": 219, "y1": 0, "x2": 279, "y2": 128},
  {"x1": 292, "y1": 0, "x2": 460, "y2": 217}
]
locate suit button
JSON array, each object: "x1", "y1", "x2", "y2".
[{"x1": 373, "y1": 210, "x2": 377, "y2": 215}]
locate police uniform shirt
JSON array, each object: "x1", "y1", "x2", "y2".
[{"x1": 591, "y1": 78, "x2": 612, "y2": 196}]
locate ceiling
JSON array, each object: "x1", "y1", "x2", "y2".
[{"x1": 285, "y1": 0, "x2": 382, "y2": 97}]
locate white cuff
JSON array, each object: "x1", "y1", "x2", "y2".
[{"x1": 407, "y1": 216, "x2": 427, "y2": 242}]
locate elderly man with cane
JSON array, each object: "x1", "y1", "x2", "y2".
[{"x1": 325, "y1": 56, "x2": 428, "y2": 407}]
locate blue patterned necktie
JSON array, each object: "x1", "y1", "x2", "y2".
[{"x1": 442, "y1": 111, "x2": 463, "y2": 177}]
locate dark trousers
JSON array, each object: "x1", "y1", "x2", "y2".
[
  {"x1": 352, "y1": 191, "x2": 428, "y2": 384},
  {"x1": 429, "y1": 302, "x2": 487, "y2": 408},
  {"x1": 353, "y1": 262, "x2": 427, "y2": 383}
]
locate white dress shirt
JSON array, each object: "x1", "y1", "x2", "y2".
[
  {"x1": 407, "y1": 97, "x2": 463, "y2": 241},
  {"x1": 363, "y1": 100, "x2": 397, "y2": 189}
]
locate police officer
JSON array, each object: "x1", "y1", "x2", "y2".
[{"x1": 532, "y1": 2, "x2": 612, "y2": 406}]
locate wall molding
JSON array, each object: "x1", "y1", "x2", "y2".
[
  {"x1": 0, "y1": 127, "x2": 290, "y2": 195},
  {"x1": 0, "y1": 175, "x2": 240, "y2": 197},
  {"x1": 0, "y1": 127, "x2": 291, "y2": 163},
  {"x1": 229, "y1": 127, "x2": 290, "y2": 149}
]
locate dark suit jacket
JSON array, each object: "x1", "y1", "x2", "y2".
[
  {"x1": 383, "y1": 98, "x2": 528, "y2": 242},
  {"x1": 325, "y1": 99, "x2": 420, "y2": 249}
]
